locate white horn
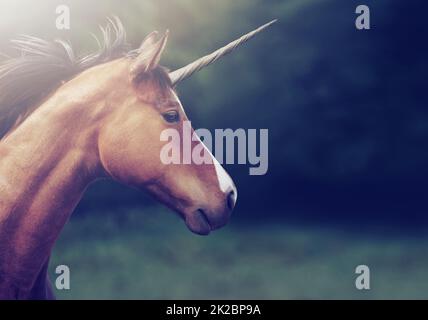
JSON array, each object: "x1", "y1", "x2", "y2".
[{"x1": 169, "y1": 19, "x2": 277, "y2": 86}]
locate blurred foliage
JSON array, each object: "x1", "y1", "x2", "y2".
[{"x1": 1, "y1": 0, "x2": 427, "y2": 218}]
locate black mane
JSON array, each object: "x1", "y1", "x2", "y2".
[{"x1": 0, "y1": 17, "x2": 131, "y2": 139}]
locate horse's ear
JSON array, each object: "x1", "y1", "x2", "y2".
[
  {"x1": 138, "y1": 31, "x2": 159, "y2": 52},
  {"x1": 130, "y1": 30, "x2": 169, "y2": 78}
]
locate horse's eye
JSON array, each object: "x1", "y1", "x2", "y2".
[{"x1": 163, "y1": 110, "x2": 180, "y2": 123}]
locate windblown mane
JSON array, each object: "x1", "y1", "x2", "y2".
[{"x1": 0, "y1": 17, "x2": 131, "y2": 139}]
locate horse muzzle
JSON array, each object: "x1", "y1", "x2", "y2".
[{"x1": 185, "y1": 188, "x2": 237, "y2": 235}]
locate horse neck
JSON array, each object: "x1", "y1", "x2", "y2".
[{"x1": 0, "y1": 65, "x2": 117, "y2": 297}]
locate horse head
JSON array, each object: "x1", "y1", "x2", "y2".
[{"x1": 94, "y1": 21, "x2": 276, "y2": 235}]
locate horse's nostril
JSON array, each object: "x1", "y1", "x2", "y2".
[{"x1": 227, "y1": 190, "x2": 236, "y2": 211}]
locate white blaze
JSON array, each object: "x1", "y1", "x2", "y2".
[{"x1": 170, "y1": 89, "x2": 235, "y2": 195}]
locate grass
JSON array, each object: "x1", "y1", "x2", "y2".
[{"x1": 49, "y1": 206, "x2": 428, "y2": 299}]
